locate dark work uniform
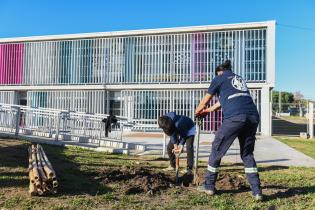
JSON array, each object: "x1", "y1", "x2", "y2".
[
  {"x1": 166, "y1": 112, "x2": 196, "y2": 170},
  {"x1": 102, "y1": 115, "x2": 118, "y2": 137},
  {"x1": 205, "y1": 71, "x2": 262, "y2": 195}
]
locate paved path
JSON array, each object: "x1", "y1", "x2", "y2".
[
  {"x1": 1, "y1": 130, "x2": 314, "y2": 167},
  {"x1": 124, "y1": 134, "x2": 315, "y2": 167}
]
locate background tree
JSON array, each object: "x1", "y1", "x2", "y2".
[
  {"x1": 272, "y1": 90, "x2": 294, "y2": 113},
  {"x1": 294, "y1": 91, "x2": 305, "y2": 117},
  {"x1": 272, "y1": 90, "x2": 294, "y2": 104}
]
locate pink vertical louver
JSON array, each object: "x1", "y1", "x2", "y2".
[
  {"x1": 0, "y1": 44, "x2": 3, "y2": 83},
  {"x1": 199, "y1": 33, "x2": 202, "y2": 81},
  {"x1": 0, "y1": 43, "x2": 24, "y2": 84},
  {"x1": 191, "y1": 34, "x2": 196, "y2": 81}
]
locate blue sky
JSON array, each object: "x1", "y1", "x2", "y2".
[{"x1": 1, "y1": 0, "x2": 314, "y2": 99}]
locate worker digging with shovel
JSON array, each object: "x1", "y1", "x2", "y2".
[
  {"x1": 158, "y1": 112, "x2": 196, "y2": 185},
  {"x1": 195, "y1": 60, "x2": 263, "y2": 201}
]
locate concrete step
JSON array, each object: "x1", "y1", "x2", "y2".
[
  {"x1": 20, "y1": 128, "x2": 33, "y2": 135},
  {"x1": 0, "y1": 127, "x2": 15, "y2": 133},
  {"x1": 32, "y1": 131, "x2": 52, "y2": 138},
  {"x1": 94, "y1": 147, "x2": 129, "y2": 155},
  {"x1": 91, "y1": 138, "x2": 146, "y2": 151},
  {"x1": 0, "y1": 132, "x2": 129, "y2": 155},
  {"x1": 0, "y1": 128, "x2": 146, "y2": 152},
  {"x1": 63, "y1": 142, "x2": 129, "y2": 154}
]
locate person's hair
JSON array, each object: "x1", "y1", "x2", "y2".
[
  {"x1": 158, "y1": 116, "x2": 175, "y2": 136},
  {"x1": 215, "y1": 60, "x2": 232, "y2": 75}
]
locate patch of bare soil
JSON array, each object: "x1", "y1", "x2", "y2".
[
  {"x1": 216, "y1": 173, "x2": 249, "y2": 190},
  {"x1": 97, "y1": 166, "x2": 175, "y2": 195},
  {"x1": 96, "y1": 165, "x2": 253, "y2": 195}
]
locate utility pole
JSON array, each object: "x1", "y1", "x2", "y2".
[
  {"x1": 309, "y1": 102, "x2": 314, "y2": 139},
  {"x1": 279, "y1": 91, "x2": 282, "y2": 113}
]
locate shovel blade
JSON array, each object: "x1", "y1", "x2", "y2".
[{"x1": 193, "y1": 171, "x2": 201, "y2": 186}]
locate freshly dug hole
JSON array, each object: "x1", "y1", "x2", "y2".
[
  {"x1": 97, "y1": 166, "x2": 251, "y2": 195},
  {"x1": 97, "y1": 166, "x2": 175, "y2": 195},
  {"x1": 216, "y1": 173, "x2": 249, "y2": 190}
]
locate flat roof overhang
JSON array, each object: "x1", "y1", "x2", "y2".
[
  {"x1": 0, "y1": 83, "x2": 274, "y2": 91},
  {"x1": 0, "y1": 20, "x2": 275, "y2": 44}
]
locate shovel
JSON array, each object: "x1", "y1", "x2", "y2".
[
  {"x1": 175, "y1": 152, "x2": 181, "y2": 184},
  {"x1": 193, "y1": 117, "x2": 202, "y2": 186}
]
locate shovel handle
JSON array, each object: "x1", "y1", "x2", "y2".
[
  {"x1": 176, "y1": 156, "x2": 179, "y2": 166},
  {"x1": 175, "y1": 154, "x2": 180, "y2": 183},
  {"x1": 193, "y1": 117, "x2": 201, "y2": 185}
]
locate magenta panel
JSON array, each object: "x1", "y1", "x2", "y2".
[
  {"x1": 203, "y1": 98, "x2": 222, "y2": 132},
  {"x1": 0, "y1": 44, "x2": 5, "y2": 84},
  {"x1": 0, "y1": 43, "x2": 24, "y2": 84},
  {"x1": 191, "y1": 34, "x2": 196, "y2": 81},
  {"x1": 192, "y1": 33, "x2": 208, "y2": 82}
]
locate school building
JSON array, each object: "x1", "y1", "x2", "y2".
[{"x1": 0, "y1": 21, "x2": 275, "y2": 135}]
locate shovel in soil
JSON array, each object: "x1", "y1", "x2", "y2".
[
  {"x1": 193, "y1": 117, "x2": 202, "y2": 186},
  {"x1": 175, "y1": 152, "x2": 181, "y2": 184}
]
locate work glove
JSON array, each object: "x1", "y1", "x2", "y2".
[
  {"x1": 172, "y1": 144, "x2": 183, "y2": 155},
  {"x1": 195, "y1": 110, "x2": 209, "y2": 119}
]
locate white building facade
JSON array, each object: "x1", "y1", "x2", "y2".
[{"x1": 0, "y1": 21, "x2": 275, "y2": 135}]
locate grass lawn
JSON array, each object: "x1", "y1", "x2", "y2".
[
  {"x1": 274, "y1": 136, "x2": 315, "y2": 159},
  {"x1": 1, "y1": 139, "x2": 315, "y2": 210},
  {"x1": 280, "y1": 116, "x2": 307, "y2": 124}
]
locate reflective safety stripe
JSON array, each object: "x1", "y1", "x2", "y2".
[
  {"x1": 227, "y1": 92, "x2": 251, "y2": 100},
  {"x1": 245, "y1": 167, "x2": 258, "y2": 173},
  {"x1": 207, "y1": 165, "x2": 219, "y2": 173}
]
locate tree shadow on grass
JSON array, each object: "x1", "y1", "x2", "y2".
[
  {"x1": 0, "y1": 140, "x2": 29, "y2": 168},
  {"x1": 264, "y1": 185, "x2": 315, "y2": 201},
  {"x1": 258, "y1": 165, "x2": 289, "y2": 172},
  {"x1": 0, "y1": 140, "x2": 30, "y2": 188},
  {"x1": 215, "y1": 184, "x2": 315, "y2": 201},
  {"x1": 0, "y1": 139, "x2": 112, "y2": 196},
  {"x1": 0, "y1": 171, "x2": 29, "y2": 188},
  {"x1": 41, "y1": 144, "x2": 113, "y2": 196},
  {"x1": 218, "y1": 164, "x2": 289, "y2": 173},
  {"x1": 0, "y1": 177, "x2": 28, "y2": 188},
  {"x1": 216, "y1": 187, "x2": 252, "y2": 195}
]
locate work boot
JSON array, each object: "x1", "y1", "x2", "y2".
[
  {"x1": 180, "y1": 168, "x2": 192, "y2": 175},
  {"x1": 163, "y1": 165, "x2": 175, "y2": 172},
  {"x1": 197, "y1": 184, "x2": 215, "y2": 195},
  {"x1": 182, "y1": 168, "x2": 194, "y2": 187},
  {"x1": 253, "y1": 194, "x2": 264, "y2": 201}
]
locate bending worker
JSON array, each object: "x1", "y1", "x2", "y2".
[
  {"x1": 195, "y1": 60, "x2": 263, "y2": 201},
  {"x1": 158, "y1": 112, "x2": 195, "y2": 175}
]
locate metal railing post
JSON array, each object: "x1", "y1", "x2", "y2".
[
  {"x1": 55, "y1": 112, "x2": 61, "y2": 141},
  {"x1": 49, "y1": 117, "x2": 52, "y2": 138},
  {"x1": 13, "y1": 106, "x2": 21, "y2": 136},
  {"x1": 99, "y1": 121, "x2": 102, "y2": 139},
  {"x1": 120, "y1": 123, "x2": 124, "y2": 141},
  {"x1": 83, "y1": 115, "x2": 87, "y2": 136},
  {"x1": 162, "y1": 133, "x2": 167, "y2": 158}
]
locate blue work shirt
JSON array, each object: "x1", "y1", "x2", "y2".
[
  {"x1": 208, "y1": 71, "x2": 259, "y2": 119},
  {"x1": 166, "y1": 112, "x2": 196, "y2": 145}
]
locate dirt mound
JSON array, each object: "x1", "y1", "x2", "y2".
[
  {"x1": 216, "y1": 173, "x2": 249, "y2": 190},
  {"x1": 97, "y1": 166, "x2": 250, "y2": 194},
  {"x1": 97, "y1": 166, "x2": 175, "y2": 195}
]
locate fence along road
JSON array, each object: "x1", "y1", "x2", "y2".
[{"x1": 272, "y1": 102, "x2": 315, "y2": 137}]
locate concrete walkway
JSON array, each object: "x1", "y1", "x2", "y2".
[
  {"x1": 1, "y1": 131, "x2": 314, "y2": 167},
  {"x1": 124, "y1": 134, "x2": 315, "y2": 167}
]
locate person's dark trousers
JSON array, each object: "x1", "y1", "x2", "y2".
[
  {"x1": 103, "y1": 115, "x2": 117, "y2": 137},
  {"x1": 167, "y1": 136, "x2": 195, "y2": 170},
  {"x1": 204, "y1": 114, "x2": 262, "y2": 195}
]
